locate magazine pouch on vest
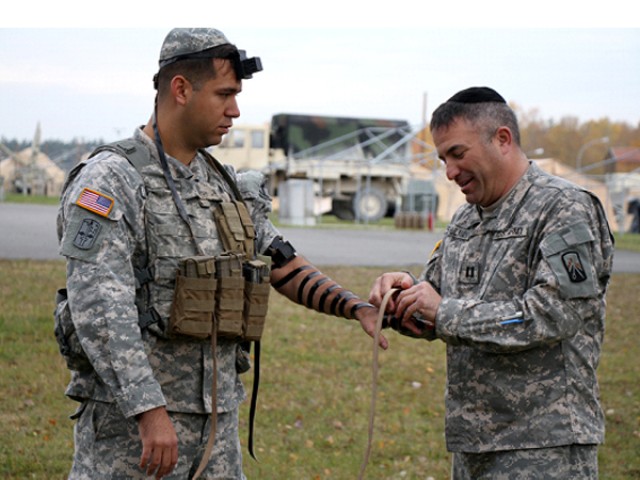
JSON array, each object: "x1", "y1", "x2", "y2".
[
  {"x1": 213, "y1": 200, "x2": 256, "y2": 259},
  {"x1": 169, "y1": 256, "x2": 217, "y2": 339},
  {"x1": 243, "y1": 255, "x2": 272, "y2": 341},
  {"x1": 215, "y1": 253, "x2": 246, "y2": 338},
  {"x1": 53, "y1": 288, "x2": 92, "y2": 372}
]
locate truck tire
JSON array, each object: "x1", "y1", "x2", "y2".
[
  {"x1": 353, "y1": 187, "x2": 388, "y2": 222},
  {"x1": 331, "y1": 200, "x2": 355, "y2": 220}
]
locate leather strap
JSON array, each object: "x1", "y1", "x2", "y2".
[
  {"x1": 358, "y1": 288, "x2": 399, "y2": 480},
  {"x1": 192, "y1": 322, "x2": 219, "y2": 480},
  {"x1": 191, "y1": 333, "x2": 262, "y2": 477},
  {"x1": 248, "y1": 341, "x2": 261, "y2": 460},
  {"x1": 199, "y1": 150, "x2": 265, "y2": 471}
]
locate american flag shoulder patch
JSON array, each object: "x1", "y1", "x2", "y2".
[{"x1": 76, "y1": 188, "x2": 115, "y2": 217}]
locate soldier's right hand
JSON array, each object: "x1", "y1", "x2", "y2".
[
  {"x1": 137, "y1": 406, "x2": 179, "y2": 479},
  {"x1": 368, "y1": 272, "x2": 414, "y2": 312}
]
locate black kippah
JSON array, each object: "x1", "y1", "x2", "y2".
[{"x1": 447, "y1": 86, "x2": 506, "y2": 104}]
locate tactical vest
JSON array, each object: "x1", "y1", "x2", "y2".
[
  {"x1": 54, "y1": 139, "x2": 271, "y2": 372},
  {"x1": 95, "y1": 139, "x2": 270, "y2": 342}
]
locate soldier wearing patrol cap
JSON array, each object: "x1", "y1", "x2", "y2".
[
  {"x1": 56, "y1": 28, "x2": 384, "y2": 479},
  {"x1": 369, "y1": 87, "x2": 614, "y2": 479}
]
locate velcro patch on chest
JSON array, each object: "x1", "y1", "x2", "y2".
[
  {"x1": 460, "y1": 262, "x2": 480, "y2": 284},
  {"x1": 76, "y1": 188, "x2": 114, "y2": 217}
]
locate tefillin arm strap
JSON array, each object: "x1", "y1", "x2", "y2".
[
  {"x1": 357, "y1": 288, "x2": 399, "y2": 480},
  {"x1": 271, "y1": 263, "x2": 373, "y2": 320}
]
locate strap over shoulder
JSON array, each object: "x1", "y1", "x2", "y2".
[{"x1": 90, "y1": 139, "x2": 153, "y2": 173}]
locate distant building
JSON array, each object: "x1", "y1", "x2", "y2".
[{"x1": 604, "y1": 147, "x2": 640, "y2": 174}]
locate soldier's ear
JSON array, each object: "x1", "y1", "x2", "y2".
[
  {"x1": 494, "y1": 126, "x2": 513, "y2": 153},
  {"x1": 171, "y1": 75, "x2": 192, "y2": 106}
]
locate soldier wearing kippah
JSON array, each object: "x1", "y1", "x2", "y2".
[
  {"x1": 369, "y1": 86, "x2": 613, "y2": 479},
  {"x1": 57, "y1": 28, "x2": 384, "y2": 479}
]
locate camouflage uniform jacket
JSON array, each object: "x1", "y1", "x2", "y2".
[
  {"x1": 422, "y1": 162, "x2": 614, "y2": 453},
  {"x1": 56, "y1": 128, "x2": 279, "y2": 418}
]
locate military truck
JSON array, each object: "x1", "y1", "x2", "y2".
[{"x1": 209, "y1": 113, "x2": 415, "y2": 222}]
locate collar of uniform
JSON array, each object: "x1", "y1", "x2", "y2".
[
  {"x1": 459, "y1": 162, "x2": 536, "y2": 230},
  {"x1": 481, "y1": 162, "x2": 537, "y2": 230},
  {"x1": 135, "y1": 127, "x2": 198, "y2": 180}
]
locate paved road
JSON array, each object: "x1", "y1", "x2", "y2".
[{"x1": 2, "y1": 202, "x2": 640, "y2": 273}]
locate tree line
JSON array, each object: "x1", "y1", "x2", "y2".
[
  {"x1": 3, "y1": 110, "x2": 640, "y2": 175},
  {"x1": 514, "y1": 104, "x2": 640, "y2": 174}
]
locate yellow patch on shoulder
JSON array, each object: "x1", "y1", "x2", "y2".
[{"x1": 429, "y1": 239, "x2": 443, "y2": 258}]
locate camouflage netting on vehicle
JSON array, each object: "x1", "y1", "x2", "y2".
[{"x1": 270, "y1": 113, "x2": 411, "y2": 162}]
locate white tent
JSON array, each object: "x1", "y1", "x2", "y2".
[{"x1": 0, "y1": 146, "x2": 65, "y2": 197}]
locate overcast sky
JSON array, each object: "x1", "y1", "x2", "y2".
[{"x1": 1, "y1": 2, "x2": 638, "y2": 143}]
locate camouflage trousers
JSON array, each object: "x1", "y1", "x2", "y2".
[
  {"x1": 451, "y1": 445, "x2": 598, "y2": 480},
  {"x1": 68, "y1": 399, "x2": 246, "y2": 479}
]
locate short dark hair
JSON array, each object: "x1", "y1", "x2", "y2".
[
  {"x1": 156, "y1": 44, "x2": 239, "y2": 96},
  {"x1": 430, "y1": 100, "x2": 521, "y2": 146}
]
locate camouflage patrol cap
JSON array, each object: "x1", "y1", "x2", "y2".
[{"x1": 159, "y1": 28, "x2": 232, "y2": 68}]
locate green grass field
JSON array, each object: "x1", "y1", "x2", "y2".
[{"x1": 0, "y1": 260, "x2": 638, "y2": 479}]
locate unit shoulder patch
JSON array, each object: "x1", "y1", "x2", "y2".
[
  {"x1": 73, "y1": 218, "x2": 102, "y2": 250},
  {"x1": 76, "y1": 188, "x2": 114, "y2": 217},
  {"x1": 561, "y1": 251, "x2": 587, "y2": 283},
  {"x1": 542, "y1": 224, "x2": 597, "y2": 298}
]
